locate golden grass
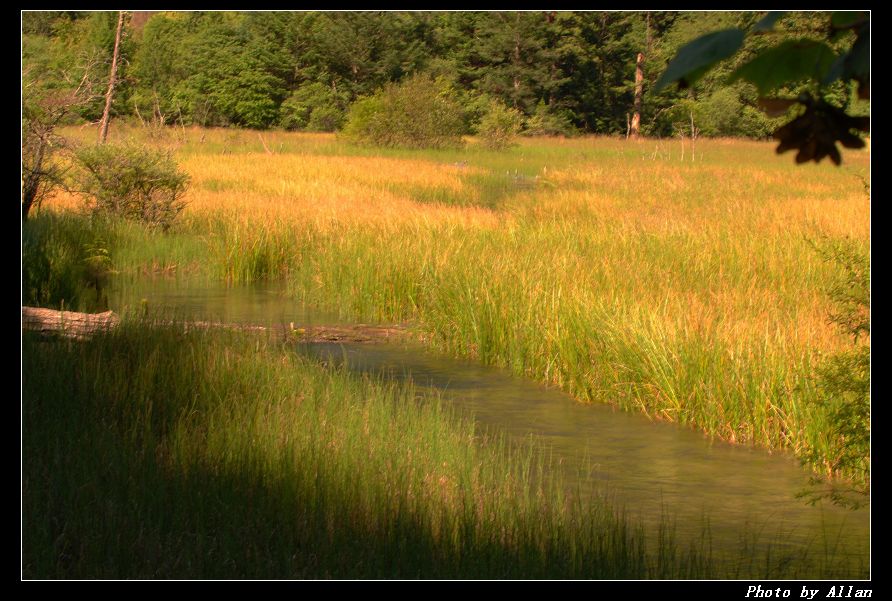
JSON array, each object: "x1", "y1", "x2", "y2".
[
  {"x1": 44, "y1": 125, "x2": 869, "y2": 464},
  {"x1": 48, "y1": 126, "x2": 869, "y2": 358},
  {"x1": 181, "y1": 153, "x2": 501, "y2": 231}
]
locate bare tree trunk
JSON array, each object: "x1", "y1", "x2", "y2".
[
  {"x1": 22, "y1": 139, "x2": 47, "y2": 220},
  {"x1": 22, "y1": 307, "x2": 120, "y2": 340},
  {"x1": 690, "y1": 111, "x2": 698, "y2": 162},
  {"x1": 630, "y1": 52, "x2": 644, "y2": 139},
  {"x1": 630, "y1": 12, "x2": 651, "y2": 141},
  {"x1": 98, "y1": 11, "x2": 125, "y2": 144}
]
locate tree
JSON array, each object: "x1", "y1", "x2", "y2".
[
  {"x1": 22, "y1": 60, "x2": 101, "y2": 220},
  {"x1": 654, "y1": 11, "x2": 869, "y2": 164},
  {"x1": 342, "y1": 73, "x2": 465, "y2": 149},
  {"x1": 98, "y1": 11, "x2": 126, "y2": 143},
  {"x1": 629, "y1": 12, "x2": 650, "y2": 139}
]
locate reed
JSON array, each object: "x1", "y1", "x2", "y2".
[
  {"x1": 22, "y1": 324, "x2": 860, "y2": 578},
  {"x1": 44, "y1": 125, "x2": 870, "y2": 485}
]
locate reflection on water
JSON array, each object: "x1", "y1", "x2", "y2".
[
  {"x1": 109, "y1": 277, "x2": 870, "y2": 576},
  {"x1": 109, "y1": 277, "x2": 344, "y2": 326}
]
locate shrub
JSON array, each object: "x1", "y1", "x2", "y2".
[
  {"x1": 22, "y1": 212, "x2": 115, "y2": 311},
  {"x1": 801, "y1": 236, "x2": 870, "y2": 508},
  {"x1": 522, "y1": 101, "x2": 577, "y2": 137},
  {"x1": 476, "y1": 100, "x2": 524, "y2": 150},
  {"x1": 662, "y1": 86, "x2": 783, "y2": 138},
  {"x1": 342, "y1": 74, "x2": 465, "y2": 149},
  {"x1": 279, "y1": 82, "x2": 348, "y2": 132},
  {"x1": 75, "y1": 143, "x2": 189, "y2": 231}
]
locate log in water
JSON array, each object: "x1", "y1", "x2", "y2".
[{"x1": 21, "y1": 304, "x2": 407, "y2": 344}]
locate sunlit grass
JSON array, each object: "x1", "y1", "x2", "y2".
[{"x1": 44, "y1": 125, "x2": 870, "y2": 484}]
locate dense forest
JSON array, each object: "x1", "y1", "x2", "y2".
[{"x1": 22, "y1": 10, "x2": 868, "y2": 139}]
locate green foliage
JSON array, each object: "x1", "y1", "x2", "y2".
[
  {"x1": 476, "y1": 99, "x2": 524, "y2": 149},
  {"x1": 21, "y1": 11, "x2": 869, "y2": 143},
  {"x1": 523, "y1": 100, "x2": 577, "y2": 137},
  {"x1": 666, "y1": 86, "x2": 781, "y2": 138},
  {"x1": 74, "y1": 143, "x2": 190, "y2": 230},
  {"x1": 729, "y1": 39, "x2": 837, "y2": 95},
  {"x1": 279, "y1": 82, "x2": 348, "y2": 132},
  {"x1": 130, "y1": 12, "x2": 291, "y2": 129},
  {"x1": 342, "y1": 74, "x2": 466, "y2": 149},
  {"x1": 801, "y1": 237, "x2": 869, "y2": 508},
  {"x1": 22, "y1": 212, "x2": 115, "y2": 311},
  {"x1": 654, "y1": 29, "x2": 745, "y2": 91},
  {"x1": 655, "y1": 11, "x2": 869, "y2": 162}
]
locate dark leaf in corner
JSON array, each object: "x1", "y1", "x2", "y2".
[
  {"x1": 773, "y1": 101, "x2": 868, "y2": 166},
  {"x1": 757, "y1": 97, "x2": 798, "y2": 118}
]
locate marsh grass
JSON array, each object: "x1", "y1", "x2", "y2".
[
  {"x1": 21, "y1": 324, "x2": 644, "y2": 578},
  {"x1": 22, "y1": 324, "x2": 859, "y2": 578},
  {"x1": 22, "y1": 211, "x2": 117, "y2": 311},
  {"x1": 45, "y1": 125, "x2": 870, "y2": 486}
]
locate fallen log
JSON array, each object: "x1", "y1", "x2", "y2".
[
  {"x1": 22, "y1": 306, "x2": 408, "y2": 344},
  {"x1": 155, "y1": 320, "x2": 409, "y2": 344},
  {"x1": 22, "y1": 306, "x2": 120, "y2": 339}
]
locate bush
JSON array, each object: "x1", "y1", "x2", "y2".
[
  {"x1": 801, "y1": 237, "x2": 870, "y2": 508},
  {"x1": 342, "y1": 74, "x2": 465, "y2": 149},
  {"x1": 476, "y1": 100, "x2": 524, "y2": 150},
  {"x1": 522, "y1": 101, "x2": 577, "y2": 137},
  {"x1": 279, "y1": 82, "x2": 348, "y2": 132},
  {"x1": 663, "y1": 87, "x2": 783, "y2": 138},
  {"x1": 75, "y1": 143, "x2": 189, "y2": 231},
  {"x1": 22, "y1": 212, "x2": 115, "y2": 311}
]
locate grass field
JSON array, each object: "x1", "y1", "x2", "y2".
[
  {"x1": 49, "y1": 125, "x2": 869, "y2": 474},
  {"x1": 23, "y1": 124, "x2": 869, "y2": 577}
]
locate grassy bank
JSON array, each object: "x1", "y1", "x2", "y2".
[
  {"x1": 23, "y1": 324, "x2": 858, "y2": 578},
  {"x1": 40, "y1": 126, "x2": 870, "y2": 485}
]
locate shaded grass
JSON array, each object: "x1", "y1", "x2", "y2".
[
  {"x1": 23, "y1": 324, "x2": 860, "y2": 578},
  {"x1": 22, "y1": 212, "x2": 115, "y2": 312},
  {"x1": 21, "y1": 325, "x2": 654, "y2": 578}
]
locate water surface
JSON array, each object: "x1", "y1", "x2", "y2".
[{"x1": 306, "y1": 341, "x2": 869, "y2": 576}]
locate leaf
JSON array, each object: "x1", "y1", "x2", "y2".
[
  {"x1": 845, "y1": 27, "x2": 870, "y2": 87},
  {"x1": 653, "y1": 29, "x2": 745, "y2": 92},
  {"x1": 831, "y1": 12, "x2": 869, "y2": 29},
  {"x1": 753, "y1": 12, "x2": 786, "y2": 32},
  {"x1": 757, "y1": 97, "x2": 798, "y2": 118},
  {"x1": 824, "y1": 25, "x2": 869, "y2": 92},
  {"x1": 822, "y1": 54, "x2": 846, "y2": 86},
  {"x1": 729, "y1": 40, "x2": 837, "y2": 96}
]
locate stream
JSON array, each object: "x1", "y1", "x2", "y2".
[{"x1": 110, "y1": 277, "x2": 870, "y2": 577}]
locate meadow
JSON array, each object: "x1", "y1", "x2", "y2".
[{"x1": 23, "y1": 125, "x2": 870, "y2": 578}]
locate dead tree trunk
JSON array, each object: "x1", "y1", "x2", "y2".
[
  {"x1": 98, "y1": 11, "x2": 125, "y2": 144},
  {"x1": 630, "y1": 52, "x2": 644, "y2": 139},
  {"x1": 630, "y1": 12, "x2": 651, "y2": 141}
]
